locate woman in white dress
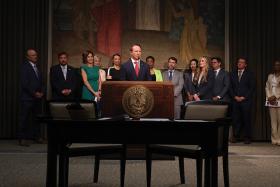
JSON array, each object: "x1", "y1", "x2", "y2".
[
  {"x1": 93, "y1": 55, "x2": 106, "y2": 83},
  {"x1": 265, "y1": 60, "x2": 280, "y2": 145}
]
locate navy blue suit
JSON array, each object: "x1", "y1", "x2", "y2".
[
  {"x1": 120, "y1": 59, "x2": 152, "y2": 81},
  {"x1": 19, "y1": 61, "x2": 44, "y2": 139},
  {"x1": 50, "y1": 64, "x2": 78, "y2": 101},
  {"x1": 230, "y1": 68, "x2": 255, "y2": 139}
]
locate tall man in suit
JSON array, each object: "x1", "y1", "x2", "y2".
[
  {"x1": 230, "y1": 57, "x2": 255, "y2": 144},
  {"x1": 50, "y1": 52, "x2": 78, "y2": 101},
  {"x1": 120, "y1": 44, "x2": 152, "y2": 81},
  {"x1": 163, "y1": 57, "x2": 184, "y2": 119},
  {"x1": 211, "y1": 57, "x2": 230, "y2": 101},
  {"x1": 19, "y1": 49, "x2": 44, "y2": 146}
]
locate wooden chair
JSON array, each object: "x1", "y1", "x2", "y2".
[
  {"x1": 146, "y1": 100, "x2": 230, "y2": 187},
  {"x1": 49, "y1": 101, "x2": 126, "y2": 187}
]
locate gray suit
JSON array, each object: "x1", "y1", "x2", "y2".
[
  {"x1": 212, "y1": 69, "x2": 230, "y2": 101},
  {"x1": 163, "y1": 70, "x2": 184, "y2": 119}
]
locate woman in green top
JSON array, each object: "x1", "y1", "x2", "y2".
[
  {"x1": 146, "y1": 56, "x2": 163, "y2": 81},
  {"x1": 81, "y1": 50, "x2": 101, "y2": 101}
]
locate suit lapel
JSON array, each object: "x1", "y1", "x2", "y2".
[
  {"x1": 237, "y1": 69, "x2": 246, "y2": 83},
  {"x1": 66, "y1": 66, "x2": 72, "y2": 80},
  {"x1": 172, "y1": 70, "x2": 177, "y2": 84},
  {"x1": 128, "y1": 59, "x2": 137, "y2": 79},
  {"x1": 138, "y1": 60, "x2": 145, "y2": 79},
  {"x1": 27, "y1": 61, "x2": 40, "y2": 80},
  {"x1": 57, "y1": 65, "x2": 66, "y2": 81},
  {"x1": 234, "y1": 70, "x2": 239, "y2": 83},
  {"x1": 57, "y1": 66, "x2": 63, "y2": 80},
  {"x1": 216, "y1": 69, "x2": 223, "y2": 81}
]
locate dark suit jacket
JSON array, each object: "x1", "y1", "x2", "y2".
[
  {"x1": 120, "y1": 59, "x2": 152, "y2": 81},
  {"x1": 50, "y1": 64, "x2": 78, "y2": 100},
  {"x1": 183, "y1": 71, "x2": 193, "y2": 95},
  {"x1": 191, "y1": 70, "x2": 215, "y2": 100},
  {"x1": 230, "y1": 69, "x2": 255, "y2": 101},
  {"x1": 212, "y1": 69, "x2": 230, "y2": 101},
  {"x1": 20, "y1": 61, "x2": 43, "y2": 101}
]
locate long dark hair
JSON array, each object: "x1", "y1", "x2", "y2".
[
  {"x1": 82, "y1": 50, "x2": 94, "y2": 64},
  {"x1": 110, "y1": 53, "x2": 121, "y2": 66},
  {"x1": 187, "y1": 58, "x2": 198, "y2": 73}
]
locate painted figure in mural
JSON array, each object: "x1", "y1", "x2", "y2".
[
  {"x1": 92, "y1": 0, "x2": 122, "y2": 56},
  {"x1": 135, "y1": 0, "x2": 160, "y2": 31},
  {"x1": 70, "y1": 0, "x2": 97, "y2": 47},
  {"x1": 168, "y1": 0, "x2": 208, "y2": 65}
]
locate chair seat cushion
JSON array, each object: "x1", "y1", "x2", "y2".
[
  {"x1": 69, "y1": 143, "x2": 122, "y2": 148},
  {"x1": 64, "y1": 144, "x2": 124, "y2": 157},
  {"x1": 149, "y1": 144, "x2": 201, "y2": 155}
]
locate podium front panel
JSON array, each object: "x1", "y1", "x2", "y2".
[{"x1": 101, "y1": 81, "x2": 174, "y2": 119}]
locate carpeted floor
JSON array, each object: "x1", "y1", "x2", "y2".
[{"x1": 0, "y1": 140, "x2": 279, "y2": 187}]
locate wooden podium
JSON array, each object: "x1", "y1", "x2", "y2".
[
  {"x1": 101, "y1": 81, "x2": 174, "y2": 159},
  {"x1": 101, "y1": 81, "x2": 174, "y2": 119}
]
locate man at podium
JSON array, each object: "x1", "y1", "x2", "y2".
[{"x1": 120, "y1": 44, "x2": 152, "y2": 81}]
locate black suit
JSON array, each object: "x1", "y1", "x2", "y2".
[
  {"x1": 50, "y1": 64, "x2": 78, "y2": 101},
  {"x1": 19, "y1": 61, "x2": 44, "y2": 139},
  {"x1": 120, "y1": 59, "x2": 152, "y2": 81},
  {"x1": 191, "y1": 70, "x2": 215, "y2": 100},
  {"x1": 212, "y1": 69, "x2": 230, "y2": 101},
  {"x1": 230, "y1": 68, "x2": 255, "y2": 139},
  {"x1": 183, "y1": 71, "x2": 193, "y2": 96}
]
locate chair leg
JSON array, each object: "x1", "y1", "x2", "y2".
[
  {"x1": 145, "y1": 145, "x2": 152, "y2": 187},
  {"x1": 59, "y1": 154, "x2": 67, "y2": 187},
  {"x1": 223, "y1": 155, "x2": 229, "y2": 187},
  {"x1": 120, "y1": 145, "x2": 127, "y2": 187},
  {"x1": 179, "y1": 156, "x2": 185, "y2": 184},
  {"x1": 196, "y1": 158, "x2": 203, "y2": 187},
  {"x1": 65, "y1": 157, "x2": 69, "y2": 187},
  {"x1": 93, "y1": 155, "x2": 100, "y2": 183},
  {"x1": 204, "y1": 158, "x2": 210, "y2": 187}
]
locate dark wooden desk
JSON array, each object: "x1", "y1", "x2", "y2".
[{"x1": 45, "y1": 118, "x2": 229, "y2": 187}]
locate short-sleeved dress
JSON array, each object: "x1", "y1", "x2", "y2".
[{"x1": 81, "y1": 65, "x2": 99, "y2": 101}]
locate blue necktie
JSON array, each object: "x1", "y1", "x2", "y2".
[{"x1": 169, "y1": 71, "x2": 173, "y2": 81}]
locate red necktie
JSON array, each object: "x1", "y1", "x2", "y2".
[{"x1": 134, "y1": 61, "x2": 139, "y2": 77}]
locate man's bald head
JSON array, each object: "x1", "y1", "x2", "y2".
[{"x1": 26, "y1": 49, "x2": 38, "y2": 63}]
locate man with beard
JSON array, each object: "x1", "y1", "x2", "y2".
[{"x1": 50, "y1": 52, "x2": 78, "y2": 101}]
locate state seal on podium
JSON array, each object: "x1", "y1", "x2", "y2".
[{"x1": 122, "y1": 85, "x2": 154, "y2": 119}]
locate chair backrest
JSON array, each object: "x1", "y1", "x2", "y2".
[
  {"x1": 49, "y1": 101, "x2": 96, "y2": 120},
  {"x1": 184, "y1": 100, "x2": 230, "y2": 155},
  {"x1": 184, "y1": 100, "x2": 229, "y2": 120}
]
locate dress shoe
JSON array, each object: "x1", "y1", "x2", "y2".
[
  {"x1": 244, "y1": 139, "x2": 251, "y2": 144},
  {"x1": 18, "y1": 139, "x2": 30, "y2": 147}
]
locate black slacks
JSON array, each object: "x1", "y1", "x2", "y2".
[
  {"x1": 18, "y1": 100, "x2": 42, "y2": 139},
  {"x1": 231, "y1": 100, "x2": 252, "y2": 139}
]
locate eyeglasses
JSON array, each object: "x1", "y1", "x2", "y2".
[{"x1": 211, "y1": 61, "x2": 218, "y2": 63}]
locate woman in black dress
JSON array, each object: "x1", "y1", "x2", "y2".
[
  {"x1": 184, "y1": 58, "x2": 198, "y2": 101},
  {"x1": 107, "y1": 53, "x2": 121, "y2": 81}
]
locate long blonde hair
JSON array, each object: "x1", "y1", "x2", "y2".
[{"x1": 193, "y1": 56, "x2": 209, "y2": 84}]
